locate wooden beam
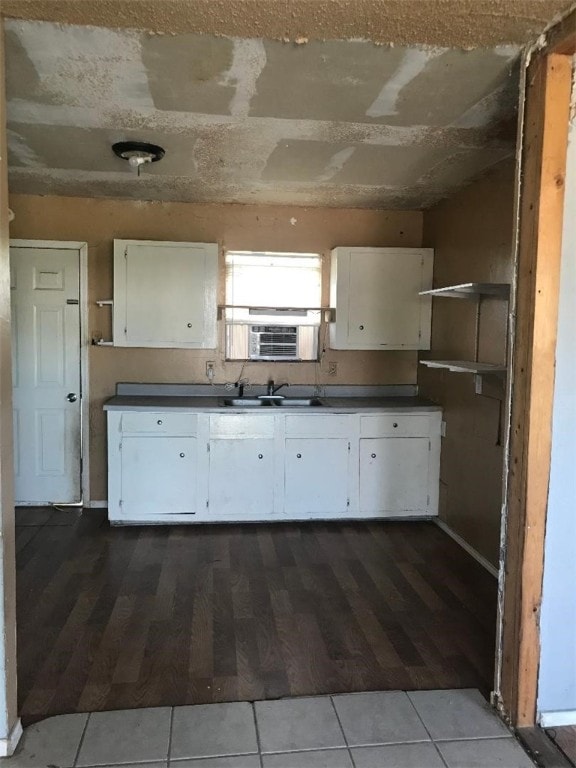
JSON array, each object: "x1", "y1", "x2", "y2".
[
  {"x1": 546, "y1": 8, "x2": 576, "y2": 56},
  {"x1": 500, "y1": 52, "x2": 573, "y2": 727}
]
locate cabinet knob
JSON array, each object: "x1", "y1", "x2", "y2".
[
  {"x1": 157, "y1": 419, "x2": 163, "y2": 425},
  {"x1": 296, "y1": 453, "x2": 302, "y2": 458},
  {"x1": 187, "y1": 323, "x2": 192, "y2": 328},
  {"x1": 258, "y1": 454, "x2": 263, "y2": 459},
  {"x1": 393, "y1": 422, "x2": 398, "y2": 428},
  {"x1": 359, "y1": 325, "x2": 364, "y2": 330},
  {"x1": 179, "y1": 452, "x2": 185, "y2": 458},
  {"x1": 371, "y1": 453, "x2": 376, "y2": 458}
]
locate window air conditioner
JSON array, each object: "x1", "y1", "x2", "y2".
[{"x1": 225, "y1": 323, "x2": 318, "y2": 361}]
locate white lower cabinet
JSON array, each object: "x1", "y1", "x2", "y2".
[
  {"x1": 120, "y1": 436, "x2": 198, "y2": 516},
  {"x1": 107, "y1": 407, "x2": 441, "y2": 523},
  {"x1": 359, "y1": 437, "x2": 430, "y2": 515},
  {"x1": 208, "y1": 438, "x2": 274, "y2": 517},
  {"x1": 284, "y1": 438, "x2": 350, "y2": 516}
]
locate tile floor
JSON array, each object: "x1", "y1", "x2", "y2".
[{"x1": 3, "y1": 689, "x2": 536, "y2": 768}]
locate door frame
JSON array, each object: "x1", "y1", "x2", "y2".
[
  {"x1": 494, "y1": 11, "x2": 575, "y2": 728},
  {"x1": 10, "y1": 239, "x2": 90, "y2": 506}
]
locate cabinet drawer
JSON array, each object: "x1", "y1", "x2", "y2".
[
  {"x1": 284, "y1": 414, "x2": 353, "y2": 437},
  {"x1": 360, "y1": 414, "x2": 431, "y2": 438},
  {"x1": 210, "y1": 413, "x2": 275, "y2": 438},
  {"x1": 120, "y1": 412, "x2": 198, "y2": 435}
]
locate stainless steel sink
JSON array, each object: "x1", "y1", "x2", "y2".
[{"x1": 221, "y1": 397, "x2": 323, "y2": 407}]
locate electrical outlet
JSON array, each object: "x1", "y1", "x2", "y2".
[
  {"x1": 328, "y1": 361, "x2": 338, "y2": 376},
  {"x1": 205, "y1": 361, "x2": 215, "y2": 381}
]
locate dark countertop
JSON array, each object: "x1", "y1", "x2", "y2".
[{"x1": 103, "y1": 395, "x2": 441, "y2": 413}]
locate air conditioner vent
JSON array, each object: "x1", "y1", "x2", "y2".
[{"x1": 250, "y1": 325, "x2": 298, "y2": 360}]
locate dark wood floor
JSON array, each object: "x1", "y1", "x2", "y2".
[
  {"x1": 16, "y1": 509, "x2": 497, "y2": 724},
  {"x1": 547, "y1": 726, "x2": 576, "y2": 766}
]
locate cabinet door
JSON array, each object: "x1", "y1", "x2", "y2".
[
  {"x1": 359, "y1": 437, "x2": 430, "y2": 515},
  {"x1": 120, "y1": 437, "x2": 197, "y2": 516},
  {"x1": 331, "y1": 248, "x2": 432, "y2": 349},
  {"x1": 114, "y1": 240, "x2": 218, "y2": 348},
  {"x1": 208, "y1": 438, "x2": 274, "y2": 517},
  {"x1": 284, "y1": 438, "x2": 350, "y2": 515}
]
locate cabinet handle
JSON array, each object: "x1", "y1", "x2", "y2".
[
  {"x1": 258, "y1": 454, "x2": 263, "y2": 459},
  {"x1": 297, "y1": 453, "x2": 302, "y2": 458},
  {"x1": 393, "y1": 422, "x2": 398, "y2": 428},
  {"x1": 187, "y1": 323, "x2": 192, "y2": 328},
  {"x1": 371, "y1": 453, "x2": 376, "y2": 458},
  {"x1": 359, "y1": 325, "x2": 364, "y2": 330},
  {"x1": 179, "y1": 452, "x2": 185, "y2": 458},
  {"x1": 157, "y1": 420, "x2": 163, "y2": 425}
]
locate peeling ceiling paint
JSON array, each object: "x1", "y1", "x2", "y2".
[{"x1": 5, "y1": 19, "x2": 523, "y2": 208}]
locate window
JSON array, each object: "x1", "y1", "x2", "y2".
[
  {"x1": 224, "y1": 251, "x2": 322, "y2": 361},
  {"x1": 225, "y1": 251, "x2": 322, "y2": 323}
]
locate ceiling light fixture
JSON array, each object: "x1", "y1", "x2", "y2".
[{"x1": 112, "y1": 141, "x2": 165, "y2": 177}]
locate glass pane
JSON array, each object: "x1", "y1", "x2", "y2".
[{"x1": 226, "y1": 251, "x2": 322, "y2": 310}]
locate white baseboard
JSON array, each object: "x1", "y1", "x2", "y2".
[
  {"x1": 539, "y1": 709, "x2": 576, "y2": 727},
  {"x1": 86, "y1": 500, "x2": 108, "y2": 508},
  {"x1": 0, "y1": 718, "x2": 23, "y2": 757},
  {"x1": 434, "y1": 518, "x2": 499, "y2": 578}
]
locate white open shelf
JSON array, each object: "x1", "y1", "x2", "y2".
[
  {"x1": 419, "y1": 282, "x2": 510, "y2": 299},
  {"x1": 420, "y1": 360, "x2": 506, "y2": 375}
]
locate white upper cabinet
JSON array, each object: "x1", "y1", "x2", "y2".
[
  {"x1": 330, "y1": 247, "x2": 433, "y2": 350},
  {"x1": 113, "y1": 239, "x2": 218, "y2": 348}
]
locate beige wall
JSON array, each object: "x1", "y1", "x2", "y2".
[
  {"x1": 8, "y1": 194, "x2": 422, "y2": 499},
  {"x1": 419, "y1": 160, "x2": 515, "y2": 567},
  {"x1": 0, "y1": 20, "x2": 19, "y2": 748}
]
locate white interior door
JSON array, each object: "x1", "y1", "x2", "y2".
[{"x1": 10, "y1": 246, "x2": 81, "y2": 504}]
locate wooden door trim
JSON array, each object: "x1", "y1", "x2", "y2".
[
  {"x1": 9, "y1": 239, "x2": 90, "y2": 505},
  {"x1": 499, "y1": 12, "x2": 574, "y2": 726}
]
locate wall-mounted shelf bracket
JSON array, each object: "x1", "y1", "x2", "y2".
[
  {"x1": 418, "y1": 282, "x2": 510, "y2": 393},
  {"x1": 420, "y1": 359, "x2": 507, "y2": 395},
  {"x1": 419, "y1": 282, "x2": 510, "y2": 299},
  {"x1": 419, "y1": 360, "x2": 506, "y2": 375}
]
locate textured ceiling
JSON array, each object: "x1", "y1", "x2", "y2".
[
  {"x1": 2, "y1": 0, "x2": 572, "y2": 48},
  {"x1": 5, "y1": 19, "x2": 524, "y2": 208}
]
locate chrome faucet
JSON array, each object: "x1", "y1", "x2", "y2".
[
  {"x1": 268, "y1": 380, "x2": 289, "y2": 396},
  {"x1": 259, "y1": 380, "x2": 289, "y2": 400}
]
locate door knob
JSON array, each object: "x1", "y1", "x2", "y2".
[
  {"x1": 179, "y1": 453, "x2": 185, "y2": 458},
  {"x1": 296, "y1": 453, "x2": 302, "y2": 458},
  {"x1": 258, "y1": 454, "x2": 263, "y2": 459},
  {"x1": 66, "y1": 393, "x2": 77, "y2": 402},
  {"x1": 371, "y1": 453, "x2": 376, "y2": 458}
]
